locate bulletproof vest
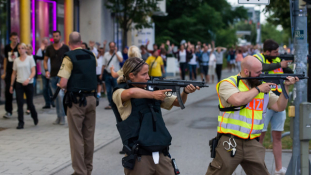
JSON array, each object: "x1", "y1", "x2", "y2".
[
  {"x1": 111, "y1": 83, "x2": 172, "y2": 153},
  {"x1": 66, "y1": 49, "x2": 97, "y2": 92}
]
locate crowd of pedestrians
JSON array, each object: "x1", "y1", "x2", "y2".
[{"x1": 0, "y1": 31, "x2": 263, "y2": 130}]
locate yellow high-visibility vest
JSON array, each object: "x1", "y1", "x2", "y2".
[
  {"x1": 216, "y1": 75, "x2": 270, "y2": 139},
  {"x1": 254, "y1": 53, "x2": 283, "y2": 93}
]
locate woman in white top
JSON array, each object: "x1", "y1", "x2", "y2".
[
  {"x1": 174, "y1": 44, "x2": 188, "y2": 80},
  {"x1": 10, "y1": 43, "x2": 38, "y2": 129},
  {"x1": 188, "y1": 46, "x2": 197, "y2": 80}
]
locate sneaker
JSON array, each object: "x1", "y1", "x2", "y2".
[
  {"x1": 53, "y1": 118, "x2": 60, "y2": 125},
  {"x1": 275, "y1": 167, "x2": 287, "y2": 175},
  {"x1": 105, "y1": 106, "x2": 112, "y2": 110},
  {"x1": 59, "y1": 116, "x2": 66, "y2": 125},
  {"x1": 3, "y1": 112, "x2": 12, "y2": 119},
  {"x1": 42, "y1": 105, "x2": 51, "y2": 109},
  {"x1": 97, "y1": 94, "x2": 101, "y2": 98}
]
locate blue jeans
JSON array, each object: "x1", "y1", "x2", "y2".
[
  {"x1": 104, "y1": 73, "x2": 117, "y2": 106},
  {"x1": 42, "y1": 75, "x2": 54, "y2": 106},
  {"x1": 188, "y1": 64, "x2": 197, "y2": 80},
  {"x1": 49, "y1": 77, "x2": 65, "y2": 118}
]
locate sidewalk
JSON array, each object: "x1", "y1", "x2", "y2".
[
  {"x1": 0, "y1": 71, "x2": 230, "y2": 175},
  {"x1": 1, "y1": 69, "x2": 308, "y2": 175}
]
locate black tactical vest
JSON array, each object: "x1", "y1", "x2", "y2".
[
  {"x1": 111, "y1": 83, "x2": 172, "y2": 153},
  {"x1": 65, "y1": 49, "x2": 97, "y2": 92}
]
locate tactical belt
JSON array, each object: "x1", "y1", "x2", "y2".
[
  {"x1": 218, "y1": 133, "x2": 259, "y2": 142},
  {"x1": 67, "y1": 91, "x2": 96, "y2": 108},
  {"x1": 137, "y1": 147, "x2": 169, "y2": 156}
]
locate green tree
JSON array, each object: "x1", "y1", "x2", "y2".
[
  {"x1": 264, "y1": 1, "x2": 311, "y2": 51},
  {"x1": 261, "y1": 23, "x2": 289, "y2": 44},
  {"x1": 105, "y1": 0, "x2": 162, "y2": 48},
  {"x1": 153, "y1": 0, "x2": 248, "y2": 46}
]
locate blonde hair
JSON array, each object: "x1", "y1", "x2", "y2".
[
  {"x1": 26, "y1": 44, "x2": 33, "y2": 51},
  {"x1": 117, "y1": 57, "x2": 147, "y2": 84},
  {"x1": 128, "y1": 45, "x2": 141, "y2": 58},
  {"x1": 18, "y1": 43, "x2": 27, "y2": 49}
]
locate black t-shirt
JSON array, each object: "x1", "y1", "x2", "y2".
[
  {"x1": 45, "y1": 44, "x2": 70, "y2": 77},
  {"x1": 4, "y1": 44, "x2": 19, "y2": 76}
]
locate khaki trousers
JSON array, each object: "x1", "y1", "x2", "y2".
[
  {"x1": 67, "y1": 96, "x2": 96, "y2": 175},
  {"x1": 124, "y1": 153, "x2": 175, "y2": 175},
  {"x1": 206, "y1": 135, "x2": 270, "y2": 175}
]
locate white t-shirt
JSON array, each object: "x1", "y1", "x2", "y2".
[
  {"x1": 103, "y1": 51, "x2": 123, "y2": 73},
  {"x1": 188, "y1": 53, "x2": 197, "y2": 65},
  {"x1": 209, "y1": 53, "x2": 216, "y2": 68},
  {"x1": 179, "y1": 50, "x2": 186, "y2": 63},
  {"x1": 13, "y1": 56, "x2": 36, "y2": 84},
  {"x1": 96, "y1": 56, "x2": 103, "y2": 75}
]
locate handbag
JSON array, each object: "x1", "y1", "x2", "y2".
[{"x1": 103, "y1": 53, "x2": 116, "y2": 78}]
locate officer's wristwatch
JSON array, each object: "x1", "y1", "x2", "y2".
[{"x1": 255, "y1": 86, "x2": 260, "y2": 93}]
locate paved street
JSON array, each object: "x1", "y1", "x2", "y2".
[{"x1": 0, "y1": 70, "x2": 310, "y2": 175}]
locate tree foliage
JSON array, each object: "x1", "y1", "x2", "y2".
[
  {"x1": 105, "y1": 0, "x2": 161, "y2": 48},
  {"x1": 264, "y1": 1, "x2": 311, "y2": 51},
  {"x1": 264, "y1": 0, "x2": 291, "y2": 34},
  {"x1": 153, "y1": 0, "x2": 248, "y2": 46},
  {"x1": 261, "y1": 23, "x2": 289, "y2": 45}
]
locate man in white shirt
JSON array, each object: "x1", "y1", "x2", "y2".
[{"x1": 100, "y1": 42, "x2": 123, "y2": 109}]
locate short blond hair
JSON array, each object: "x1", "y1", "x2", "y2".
[
  {"x1": 26, "y1": 44, "x2": 33, "y2": 51},
  {"x1": 128, "y1": 45, "x2": 141, "y2": 58},
  {"x1": 18, "y1": 43, "x2": 27, "y2": 49}
]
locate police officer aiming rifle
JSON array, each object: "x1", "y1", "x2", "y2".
[
  {"x1": 206, "y1": 56, "x2": 299, "y2": 175},
  {"x1": 57, "y1": 31, "x2": 98, "y2": 175},
  {"x1": 111, "y1": 57, "x2": 200, "y2": 175}
]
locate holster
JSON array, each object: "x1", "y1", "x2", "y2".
[
  {"x1": 122, "y1": 144, "x2": 139, "y2": 170},
  {"x1": 209, "y1": 136, "x2": 219, "y2": 158}
]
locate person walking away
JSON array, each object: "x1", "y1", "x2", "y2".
[
  {"x1": 255, "y1": 39, "x2": 293, "y2": 175},
  {"x1": 188, "y1": 47, "x2": 197, "y2": 80},
  {"x1": 111, "y1": 57, "x2": 200, "y2": 175},
  {"x1": 206, "y1": 56, "x2": 299, "y2": 175},
  {"x1": 9, "y1": 43, "x2": 38, "y2": 129},
  {"x1": 214, "y1": 46, "x2": 226, "y2": 82},
  {"x1": 37, "y1": 38, "x2": 55, "y2": 109},
  {"x1": 208, "y1": 52, "x2": 216, "y2": 83},
  {"x1": 100, "y1": 42, "x2": 123, "y2": 110},
  {"x1": 57, "y1": 32, "x2": 97, "y2": 175},
  {"x1": 2, "y1": 32, "x2": 19, "y2": 119},
  {"x1": 146, "y1": 49, "x2": 164, "y2": 79},
  {"x1": 44, "y1": 30, "x2": 70, "y2": 125},
  {"x1": 235, "y1": 49, "x2": 243, "y2": 72}
]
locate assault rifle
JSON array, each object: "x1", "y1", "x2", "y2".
[
  {"x1": 127, "y1": 78, "x2": 209, "y2": 109},
  {"x1": 237, "y1": 73, "x2": 308, "y2": 99},
  {"x1": 279, "y1": 54, "x2": 294, "y2": 61}
]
